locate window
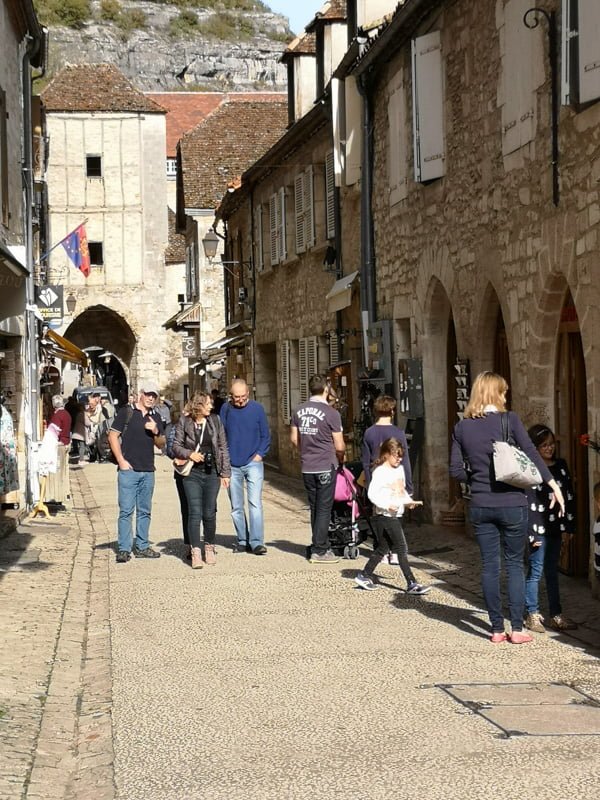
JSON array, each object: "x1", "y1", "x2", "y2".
[
  {"x1": 298, "y1": 336, "x2": 319, "y2": 402},
  {"x1": 498, "y1": 0, "x2": 543, "y2": 155},
  {"x1": 254, "y1": 205, "x2": 264, "y2": 272},
  {"x1": 86, "y1": 155, "x2": 102, "y2": 178},
  {"x1": 412, "y1": 30, "x2": 446, "y2": 181},
  {"x1": 294, "y1": 168, "x2": 315, "y2": 255},
  {"x1": 325, "y1": 152, "x2": 335, "y2": 240},
  {"x1": 280, "y1": 339, "x2": 291, "y2": 424},
  {"x1": 269, "y1": 189, "x2": 287, "y2": 266},
  {"x1": 388, "y1": 70, "x2": 408, "y2": 205},
  {"x1": 562, "y1": 0, "x2": 600, "y2": 105},
  {"x1": 166, "y1": 157, "x2": 177, "y2": 179},
  {"x1": 0, "y1": 87, "x2": 8, "y2": 226},
  {"x1": 88, "y1": 242, "x2": 104, "y2": 266}
]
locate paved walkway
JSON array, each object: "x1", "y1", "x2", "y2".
[{"x1": 1, "y1": 459, "x2": 600, "y2": 799}]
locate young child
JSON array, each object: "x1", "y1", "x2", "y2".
[
  {"x1": 355, "y1": 437, "x2": 430, "y2": 594},
  {"x1": 524, "y1": 424, "x2": 577, "y2": 632},
  {"x1": 593, "y1": 482, "x2": 600, "y2": 579}
]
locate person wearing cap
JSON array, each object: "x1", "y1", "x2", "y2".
[{"x1": 108, "y1": 381, "x2": 166, "y2": 563}]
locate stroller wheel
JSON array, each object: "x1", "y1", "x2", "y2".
[
  {"x1": 343, "y1": 545, "x2": 351, "y2": 559},
  {"x1": 348, "y1": 546, "x2": 360, "y2": 560}
]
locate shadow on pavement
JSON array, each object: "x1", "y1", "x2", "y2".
[{"x1": 0, "y1": 530, "x2": 51, "y2": 581}]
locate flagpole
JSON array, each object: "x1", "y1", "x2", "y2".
[{"x1": 38, "y1": 218, "x2": 89, "y2": 263}]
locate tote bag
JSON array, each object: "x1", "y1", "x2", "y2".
[{"x1": 492, "y1": 413, "x2": 541, "y2": 489}]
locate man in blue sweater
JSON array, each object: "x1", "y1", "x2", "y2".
[{"x1": 220, "y1": 379, "x2": 271, "y2": 554}]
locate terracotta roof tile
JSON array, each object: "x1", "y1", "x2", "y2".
[
  {"x1": 283, "y1": 31, "x2": 317, "y2": 57},
  {"x1": 317, "y1": 1, "x2": 347, "y2": 22},
  {"x1": 148, "y1": 92, "x2": 287, "y2": 157},
  {"x1": 166, "y1": 208, "x2": 186, "y2": 264},
  {"x1": 42, "y1": 64, "x2": 165, "y2": 114},
  {"x1": 179, "y1": 98, "x2": 287, "y2": 210}
]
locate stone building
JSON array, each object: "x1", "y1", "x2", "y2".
[
  {"x1": 174, "y1": 95, "x2": 287, "y2": 395},
  {"x1": 338, "y1": 0, "x2": 600, "y2": 583},
  {"x1": 0, "y1": 0, "x2": 45, "y2": 512},
  {"x1": 41, "y1": 64, "x2": 187, "y2": 405}
]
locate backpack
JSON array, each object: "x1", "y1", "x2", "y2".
[
  {"x1": 108, "y1": 406, "x2": 134, "y2": 465},
  {"x1": 165, "y1": 423, "x2": 177, "y2": 459}
]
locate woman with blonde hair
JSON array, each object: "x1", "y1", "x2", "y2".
[
  {"x1": 450, "y1": 371, "x2": 565, "y2": 644},
  {"x1": 173, "y1": 393, "x2": 231, "y2": 569}
]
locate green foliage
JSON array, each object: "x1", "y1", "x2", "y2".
[
  {"x1": 117, "y1": 8, "x2": 148, "y2": 33},
  {"x1": 100, "y1": 0, "x2": 122, "y2": 22},
  {"x1": 34, "y1": 0, "x2": 92, "y2": 28},
  {"x1": 169, "y1": 9, "x2": 199, "y2": 38},
  {"x1": 197, "y1": 11, "x2": 255, "y2": 41}
]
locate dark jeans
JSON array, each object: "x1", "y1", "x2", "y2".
[
  {"x1": 174, "y1": 472, "x2": 189, "y2": 545},
  {"x1": 525, "y1": 534, "x2": 563, "y2": 617},
  {"x1": 363, "y1": 516, "x2": 416, "y2": 587},
  {"x1": 469, "y1": 505, "x2": 528, "y2": 633},
  {"x1": 303, "y1": 468, "x2": 336, "y2": 555},
  {"x1": 183, "y1": 468, "x2": 220, "y2": 548}
]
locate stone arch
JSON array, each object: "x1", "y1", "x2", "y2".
[
  {"x1": 472, "y1": 281, "x2": 512, "y2": 383},
  {"x1": 64, "y1": 305, "x2": 137, "y2": 366}
]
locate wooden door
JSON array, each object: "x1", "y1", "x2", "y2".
[{"x1": 447, "y1": 316, "x2": 459, "y2": 505}]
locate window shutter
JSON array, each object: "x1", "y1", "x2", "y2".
[
  {"x1": 278, "y1": 187, "x2": 287, "y2": 262},
  {"x1": 325, "y1": 151, "x2": 335, "y2": 240},
  {"x1": 328, "y1": 331, "x2": 340, "y2": 365},
  {"x1": 304, "y1": 166, "x2": 315, "y2": 248},
  {"x1": 412, "y1": 30, "x2": 445, "y2": 182},
  {"x1": 294, "y1": 174, "x2": 306, "y2": 255},
  {"x1": 269, "y1": 193, "x2": 279, "y2": 265},
  {"x1": 388, "y1": 71, "x2": 408, "y2": 205},
  {"x1": 298, "y1": 338, "x2": 309, "y2": 401},
  {"x1": 254, "y1": 205, "x2": 263, "y2": 272},
  {"x1": 307, "y1": 335, "x2": 318, "y2": 377},
  {"x1": 280, "y1": 339, "x2": 291, "y2": 424},
  {"x1": 578, "y1": 0, "x2": 600, "y2": 104},
  {"x1": 0, "y1": 89, "x2": 8, "y2": 225}
]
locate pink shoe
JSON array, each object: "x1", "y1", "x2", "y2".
[
  {"x1": 490, "y1": 632, "x2": 507, "y2": 643},
  {"x1": 509, "y1": 631, "x2": 533, "y2": 644}
]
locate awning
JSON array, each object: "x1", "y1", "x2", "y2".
[
  {"x1": 204, "y1": 332, "x2": 250, "y2": 352},
  {"x1": 326, "y1": 271, "x2": 359, "y2": 313},
  {"x1": 43, "y1": 329, "x2": 89, "y2": 367},
  {"x1": 0, "y1": 243, "x2": 28, "y2": 322},
  {"x1": 163, "y1": 302, "x2": 202, "y2": 330}
]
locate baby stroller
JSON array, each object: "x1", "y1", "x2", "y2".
[{"x1": 328, "y1": 465, "x2": 370, "y2": 559}]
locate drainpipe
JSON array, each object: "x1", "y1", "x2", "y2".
[
  {"x1": 357, "y1": 69, "x2": 376, "y2": 365},
  {"x1": 248, "y1": 189, "x2": 256, "y2": 393}
]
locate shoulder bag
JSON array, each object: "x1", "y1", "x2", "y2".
[
  {"x1": 492, "y1": 413, "x2": 542, "y2": 489},
  {"x1": 108, "y1": 406, "x2": 134, "y2": 465},
  {"x1": 172, "y1": 421, "x2": 204, "y2": 477}
]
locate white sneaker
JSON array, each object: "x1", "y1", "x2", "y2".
[
  {"x1": 388, "y1": 553, "x2": 399, "y2": 565},
  {"x1": 355, "y1": 572, "x2": 378, "y2": 591}
]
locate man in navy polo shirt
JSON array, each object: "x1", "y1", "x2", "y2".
[{"x1": 108, "y1": 380, "x2": 166, "y2": 563}]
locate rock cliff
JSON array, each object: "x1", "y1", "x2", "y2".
[{"x1": 41, "y1": 1, "x2": 290, "y2": 91}]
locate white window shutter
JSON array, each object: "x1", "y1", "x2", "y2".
[
  {"x1": 269, "y1": 194, "x2": 279, "y2": 265},
  {"x1": 328, "y1": 331, "x2": 340, "y2": 365},
  {"x1": 388, "y1": 71, "x2": 408, "y2": 205},
  {"x1": 304, "y1": 166, "x2": 315, "y2": 248},
  {"x1": 278, "y1": 187, "x2": 287, "y2": 262},
  {"x1": 412, "y1": 30, "x2": 445, "y2": 182},
  {"x1": 294, "y1": 174, "x2": 305, "y2": 255},
  {"x1": 325, "y1": 151, "x2": 335, "y2": 240},
  {"x1": 254, "y1": 205, "x2": 263, "y2": 272},
  {"x1": 578, "y1": 0, "x2": 600, "y2": 104},
  {"x1": 280, "y1": 339, "x2": 291, "y2": 424},
  {"x1": 298, "y1": 338, "x2": 309, "y2": 402},
  {"x1": 307, "y1": 335, "x2": 318, "y2": 377}
]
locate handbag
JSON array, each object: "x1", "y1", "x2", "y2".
[
  {"x1": 492, "y1": 413, "x2": 542, "y2": 489},
  {"x1": 172, "y1": 432, "x2": 201, "y2": 478}
]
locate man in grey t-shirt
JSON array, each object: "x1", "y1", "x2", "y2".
[{"x1": 290, "y1": 374, "x2": 345, "y2": 563}]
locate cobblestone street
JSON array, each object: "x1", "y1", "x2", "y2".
[{"x1": 2, "y1": 459, "x2": 600, "y2": 799}]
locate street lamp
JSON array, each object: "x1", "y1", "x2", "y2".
[
  {"x1": 201, "y1": 229, "x2": 220, "y2": 260},
  {"x1": 66, "y1": 293, "x2": 77, "y2": 314}
]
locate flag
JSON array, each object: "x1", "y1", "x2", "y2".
[{"x1": 61, "y1": 224, "x2": 90, "y2": 278}]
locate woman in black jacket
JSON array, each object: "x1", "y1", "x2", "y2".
[
  {"x1": 173, "y1": 393, "x2": 231, "y2": 569},
  {"x1": 450, "y1": 372, "x2": 564, "y2": 644}
]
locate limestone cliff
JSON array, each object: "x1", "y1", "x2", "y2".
[{"x1": 38, "y1": 0, "x2": 290, "y2": 91}]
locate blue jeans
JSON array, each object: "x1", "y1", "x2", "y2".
[
  {"x1": 117, "y1": 469, "x2": 155, "y2": 552},
  {"x1": 183, "y1": 468, "x2": 220, "y2": 548},
  {"x1": 525, "y1": 535, "x2": 562, "y2": 617},
  {"x1": 469, "y1": 505, "x2": 528, "y2": 633},
  {"x1": 228, "y1": 461, "x2": 265, "y2": 549}
]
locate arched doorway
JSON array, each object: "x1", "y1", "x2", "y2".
[
  {"x1": 64, "y1": 306, "x2": 137, "y2": 407},
  {"x1": 555, "y1": 291, "x2": 589, "y2": 576}
]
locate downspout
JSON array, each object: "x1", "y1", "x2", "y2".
[
  {"x1": 357, "y1": 68, "x2": 376, "y2": 365},
  {"x1": 248, "y1": 189, "x2": 256, "y2": 393}
]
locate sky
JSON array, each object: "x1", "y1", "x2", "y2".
[{"x1": 267, "y1": 0, "x2": 325, "y2": 35}]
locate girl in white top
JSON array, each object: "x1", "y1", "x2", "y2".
[{"x1": 355, "y1": 437, "x2": 430, "y2": 594}]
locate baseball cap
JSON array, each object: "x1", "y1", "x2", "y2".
[{"x1": 139, "y1": 380, "x2": 160, "y2": 396}]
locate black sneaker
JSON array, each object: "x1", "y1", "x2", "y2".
[
  {"x1": 252, "y1": 545, "x2": 267, "y2": 555},
  {"x1": 406, "y1": 582, "x2": 430, "y2": 595},
  {"x1": 232, "y1": 543, "x2": 252, "y2": 553},
  {"x1": 116, "y1": 550, "x2": 131, "y2": 563},
  {"x1": 132, "y1": 546, "x2": 161, "y2": 559}
]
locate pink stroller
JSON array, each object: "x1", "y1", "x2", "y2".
[{"x1": 328, "y1": 465, "x2": 364, "y2": 559}]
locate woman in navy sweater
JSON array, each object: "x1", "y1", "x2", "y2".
[{"x1": 450, "y1": 372, "x2": 565, "y2": 644}]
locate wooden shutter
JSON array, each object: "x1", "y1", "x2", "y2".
[
  {"x1": 278, "y1": 187, "x2": 287, "y2": 262},
  {"x1": 254, "y1": 204, "x2": 263, "y2": 272},
  {"x1": 0, "y1": 89, "x2": 8, "y2": 226},
  {"x1": 578, "y1": 0, "x2": 600, "y2": 104},
  {"x1": 269, "y1": 193, "x2": 278, "y2": 265},
  {"x1": 307, "y1": 335, "x2": 318, "y2": 377},
  {"x1": 298, "y1": 338, "x2": 309, "y2": 402},
  {"x1": 388, "y1": 70, "x2": 408, "y2": 205},
  {"x1": 328, "y1": 331, "x2": 340, "y2": 365},
  {"x1": 294, "y1": 174, "x2": 305, "y2": 254},
  {"x1": 280, "y1": 339, "x2": 291, "y2": 424},
  {"x1": 304, "y1": 166, "x2": 315, "y2": 248},
  {"x1": 325, "y1": 151, "x2": 335, "y2": 240},
  {"x1": 412, "y1": 30, "x2": 445, "y2": 182}
]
